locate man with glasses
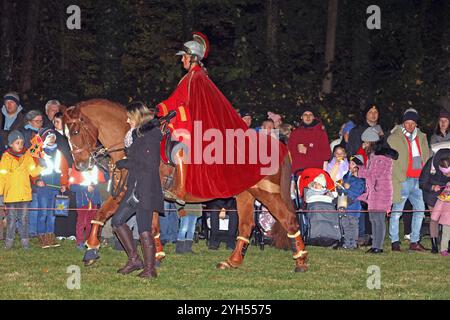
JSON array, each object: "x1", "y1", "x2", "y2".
[{"x1": 21, "y1": 110, "x2": 44, "y2": 149}]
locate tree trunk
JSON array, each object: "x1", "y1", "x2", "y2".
[
  {"x1": 1, "y1": 0, "x2": 14, "y2": 86},
  {"x1": 59, "y1": 1, "x2": 67, "y2": 70},
  {"x1": 20, "y1": 0, "x2": 41, "y2": 99},
  {"x1": 351, "y1": 2, "x2": 372, "y2": 106},
  {"x1": 321, "y1": 0, "x2": 339, "y2": 95},
  {"x1": 266, "y1": 0, "x2": 279, "y2": 67}
]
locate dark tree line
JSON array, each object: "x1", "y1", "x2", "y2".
[{"x1": 0, "y1": 0, "x2": 449, "y2": 137}]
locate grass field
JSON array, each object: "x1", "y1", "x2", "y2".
[{"x1": 1, "y1": 234, "x2": 449, "y2": 300}]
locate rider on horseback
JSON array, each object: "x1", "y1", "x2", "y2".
[
  {"x1": 156, "y1": 33, "x2": 208, "y2": 204},
  {"x1": 157, "y1": 32, "x2": 280, "y2": 204}
]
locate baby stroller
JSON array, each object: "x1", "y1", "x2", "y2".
[
  {"x1": 251, "y1": 201, "x2": 276, "y2": 250},
  {"x1": 297, "y1": 168, "x2": 344, "y2": 248}
]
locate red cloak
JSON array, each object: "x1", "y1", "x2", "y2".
[{"x1": 158, "y1": 65, "x2": 287, "y2": 198}]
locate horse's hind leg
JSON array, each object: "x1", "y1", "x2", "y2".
[
  {"x1": 249, "y1": 188, "x2": 308, "y2": 273},
  {"x1": 217, "y1": 190, "x2": 255, "y2": 270},
  {"x1": 152, "y1": 212, "x2": 166, "y2": 262}
]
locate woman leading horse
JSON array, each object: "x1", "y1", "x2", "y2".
[{"x1": 111, "y1": 102, "x2": 164, "y2": 278}]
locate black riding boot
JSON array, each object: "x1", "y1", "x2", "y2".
[
  {"x1": 138, "y1": 231, "x2": 157, "y2": 278},
  {"x1": 113, "y1": 224, "x2": 144, "y2": 274},
  {"x1": 431, "y1": 237, "x2": 439, "y2": 254}
]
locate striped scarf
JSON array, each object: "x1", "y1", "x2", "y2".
[{"x1": 401, "y1": 126, "x2": 421, "y2": 169}]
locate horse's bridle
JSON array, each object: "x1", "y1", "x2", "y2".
[{"x1": 63, "y1": 106, "x2": 119, "y2": 171}]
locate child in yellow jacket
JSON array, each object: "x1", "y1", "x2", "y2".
[{"x1": 0, "y1": 130, "x2": 41, "y2": 249}]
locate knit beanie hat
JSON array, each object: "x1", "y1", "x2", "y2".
[
  {"x1": 361, "y1": 127, "x2": 380, "y2": 142},
  {"x1": 239, "y1": 109, "x2": 251, "y2": 118},
  {"x1": 439, "y1": 109, "x2": 450, "y2": 121},
  {"x1": 402, "y1": 108, "x2": 419, "y2": 123},
  {"x1": 39, "y1": 128, "x2": 57, "y2": 147},
  {"x1": 268, "y1": 111, "x2": 282, "y2": 123},
  {"x1": 3, "y1": 92, "x2": 20, "y2": 106},
  {"x1": 349, "y1": 154, "x2": 364, "y2": 166},
  {"x1": 313, "y1": 174, "x2": 327, "y2": 188},
  {"x1": 362, "y1": 103, "x2": 379, "y2": 118},
  {"x1": 8, "y1": 130, "x2": 24, "y2": 146},
  {"x1": 298, "y1": 105, "x2": 314, "y2": 117}
]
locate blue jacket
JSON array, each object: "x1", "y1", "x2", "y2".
[
  {"x1": 342, "y1": 172, "x2": 365, "y2": 218},
  {"x1": 69, "y1": 184, "x2": 102, "y2": 208}
]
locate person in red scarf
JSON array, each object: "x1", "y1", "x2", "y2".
[{"x1": 157, "y1": 33, "x2": 287, "y2": 203}]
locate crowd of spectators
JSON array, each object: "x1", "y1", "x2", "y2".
[{"x1": 1, "y1": 90, "x2": 450, "y2": 258}]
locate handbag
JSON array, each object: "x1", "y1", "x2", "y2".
[
  {"x1": 126, "y1": 182, "x2": 140, "y2": 209},
  {"x1": 55, "y1": 194, "x2": 70, "y2": 217}
]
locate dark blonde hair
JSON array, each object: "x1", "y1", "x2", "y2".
[
  {"x1": 439, "y1": 156, "x2": 450, "y2": 169},
  {"x1": 126, "y1": 101, "x2": 154, "y2": 137}
]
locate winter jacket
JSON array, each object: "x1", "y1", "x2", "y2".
[
  {"x1": 357, "y1": 148, "x2": 398, "y2": 212},
  {"x1": 55, "y1": 130, "x2": 74, "y2": 169},
  {"x1": 69, "y1": 165, "x2": 105, "y2": 208},
  {"x1": 0, "y1": 150, "x2": 42, "y2": 203},
  {"x1": 347, "y1": 121, "x2": 389, "y2": 156},
  {"x1": 288, "y1": 120, "x2": 331, "y2": 174},
  {"x1": 430, "y1": 132, "x2": 450, "y2": 145},
  {"x1": 419, "y1": 148, "x2": 450, "y2": 207},
  {"x1": 176, "y1": 203, "x2": 203, "y2": 217},
  {"x1": 342, "y1": 171, "x2": 365, "y2": 218},
  {"x1": 387, "y1": 125, "x2": 430, "y2": 203},
  {"x1": 0, "y1": 107, "x2": 25, "y2": 149},
  {"x1": 119, "y1": 122, "x2": 164, "y2": 215},
  {"x1": 38, "y1": 148, "x2": 69, "y2": 190},
  {"x1": 20, "y1": 126, "x2": 40, "y2": 150},
  {"x1": 431, "y1": 198, "x2": 450, "y2": 226}
]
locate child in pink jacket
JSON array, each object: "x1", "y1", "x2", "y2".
[{"x1": 431, "y1": 165, "x2": 450, "y2": 256}]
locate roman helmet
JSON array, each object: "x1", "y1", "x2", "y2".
[{"x1": 176, "y1": 32, "x2": 210, "y2": 61}]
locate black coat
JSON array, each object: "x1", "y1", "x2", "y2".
[
  {"x1": 419, "y1": 148, "x2": 450, "y2": 207},
  {"x1": 122, "y1": 122, "x2": 164, "y2": 214},
  {"x1": 347, "y1": 121, "x2": 390, "y2": 156},
  {"x1": 55, "y1": 131, "x2": 74, "y2": 169},
  {"x1": 0, "y1": 111, "x2": 25, "y2": 150}
]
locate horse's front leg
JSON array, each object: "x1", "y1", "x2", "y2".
[
  {"x1": 83, "y1": 196, "x2": 120, "y2": 266},
  {"x1": 217, "y1": 191, "x2": 255, "y2": 269}
]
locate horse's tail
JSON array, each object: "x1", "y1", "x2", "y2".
[
  {"x1": 280, "y1": 154, "x2": 295, "y2": 213},
  {"x1": 271, "y1": 154, "x2": 295, "y2": 250}
]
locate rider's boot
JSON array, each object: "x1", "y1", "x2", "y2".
[
  {"x1": 113, "y1": 224, "x2": 144, "y2": 274},
  {"x1": 138, "y1": 231, "x2": 157, "y2": 278}
]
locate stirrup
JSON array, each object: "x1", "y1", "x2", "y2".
[{"x1": 163, "y1": 189, "x2": 186, "y2": 205}]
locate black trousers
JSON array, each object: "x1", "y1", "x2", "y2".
[
  {"x1": 209, "y1": 212, "x2": 238, "y2": 247},
  {"x1": 205, "y1": 198, "x2": 238, "y2": 247},
  {"x1": 111, "y1": 200, "x2": 152, "y2": 235},
  {"x1": 54, "y1": 191, "x2": 77, "y2": 237}
]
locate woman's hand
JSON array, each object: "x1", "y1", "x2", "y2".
[
  {"x1": 37, "y1": 180, "x2": 45, "y2": 187},
  {"x1": 219, "y1": 208, "x2": 227, "y2": 219},
  {"x1": 87, "y1": 185, "x2": 94, "y2": 193},
  {"x1": 432, "y1": 185, "x2": 441, "y2": 192}
]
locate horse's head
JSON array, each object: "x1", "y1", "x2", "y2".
[{"x1": 62, "y1": 105, "x2": 99, "y2": 171}]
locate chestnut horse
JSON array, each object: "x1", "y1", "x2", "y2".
[{"x1": 63, "y1": 99, "x2": 308, "y2": 272}]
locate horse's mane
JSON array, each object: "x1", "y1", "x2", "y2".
[{"x1": 75, "y1": 99, "x2": 126, "y2": 113}]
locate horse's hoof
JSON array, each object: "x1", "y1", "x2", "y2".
[
  {"x1": 216, "y1": 261, "x2": 232, "y2": 270},
  {"x1": 294, "y1": 266, "x2": 308, "y2": 273},
  {"x1": 84, "y1": 259, "x2": 96, "y2": 267},
  {"x1": 83, "y1": 249, "x2": 99, "y2": 267}
]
